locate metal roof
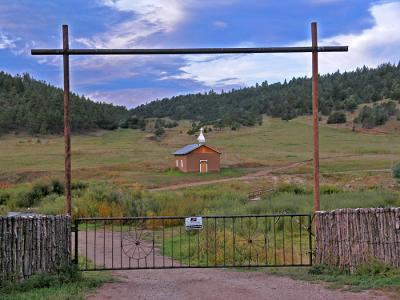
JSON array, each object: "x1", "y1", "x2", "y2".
[
  {"x1": 173, "y1": 144, "x2": 221, "y2": 155},
  {"x1": 173, "y1": 144, "x2": 202, "y2": 155}
]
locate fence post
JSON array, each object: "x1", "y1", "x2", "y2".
[
  {"x1": 74, "y1": 219, "x2": 79, "y2": 265},
  {"x1": 308, "y1": 214, "x2": 313, "y2": 266}
]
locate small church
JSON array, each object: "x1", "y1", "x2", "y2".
[{"x1": 173, "y1": 128, "x2": 221, "y2": 173}]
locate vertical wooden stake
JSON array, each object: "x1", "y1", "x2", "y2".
[
  {"x1": 311, "y1": 22, "x2": 320, "y2": 212},
  {"x1": 63, "y1": 25, "x2": 71, "y2": 216}
]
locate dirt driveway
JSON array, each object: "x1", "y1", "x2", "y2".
[
  {"x1": 79, "y1": 231, "x2": 390, "y2": 300},
  {"x1": 87, "y1": 268, "x2": 393, "y2": 300}
]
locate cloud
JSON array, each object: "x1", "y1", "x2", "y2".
[
  {"x1": 87, "y1": 87, "x2": 181, "y2": 108},
  {"x1": 213, "y1": 21, "x2": 228, "y2": 29},
  {"x1": 76, "y1": 0, "x2": 187, "y2": 49},
  {"x1": 315, "y1": 1, "x2": 400, "y2": 74},
  {"x1": 0, "y1": 32, "x2": 17, "y2": 49},
  {"x1": 171, "y1": 1, "x2": 400, "y2": 87}
]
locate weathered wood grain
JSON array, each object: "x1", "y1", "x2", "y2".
[
  {"x1": 315, "y1": 208, "x2": 400, "y2": 272},
  {"x1": 0, "y1": 215, "x2": 71, "y2": 281}
]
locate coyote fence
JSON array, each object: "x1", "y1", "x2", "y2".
[
  {"x1": 0, "y1": 215, "x2": 71, "y2": 280},
  {"x1": 315, "y1": 208, "x2": 400, "y2": 272}
]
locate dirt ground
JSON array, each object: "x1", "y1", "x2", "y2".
[
  {"x1": 78, "y1": 232, "x2": 391, "y2": 300},
  {"x1": 86, "y1": 268, "x2": 394, "y2": 300}
]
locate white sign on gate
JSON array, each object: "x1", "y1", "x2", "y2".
[{"x1": 185, "y1": 217, "x2": 203, "y2": 230}]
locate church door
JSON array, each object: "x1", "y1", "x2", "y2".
[{"x1": 200, "y1": 160, "x2": 208, "y2": 173}]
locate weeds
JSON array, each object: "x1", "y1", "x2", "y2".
[{"x1": 0, "y1": 259, "x2": 112, "y2": 300}]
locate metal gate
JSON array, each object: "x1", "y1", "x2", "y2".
[{"x1": 73, "y1": 214, "x2": 312, "y2": 271}]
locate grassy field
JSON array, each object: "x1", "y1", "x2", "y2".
[{"x1": 0, "y1": 116, "x2": 399, "y2": 189}]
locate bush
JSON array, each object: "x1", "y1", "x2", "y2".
[
  {"x1": 72, "y1": 181, "x2": 88, "y2": 190},
  {"x1": 154, "y1": 127, "x2": 165, "y2": 137},
  {"x1": 320, "y1": 185, "x2": 342, "y2": 195},
  {"x1": 276, "y1": 184, "x2": 311, "y2": 195},
  {"x1": 355, "y1": 102, "x2": 396, "y2": 128},
  {"x1": 392, "y1": 162, "x2": 400, "y2": 180},
  {"x1": 51, "y1": 179, "x2": 64, "y2": 195},
  {"x1": 0, "y1": 190, "x2": 10, "y2": 205},
  {"x1": 327, "y1": 111, "x2": 346, "y2": 124}
]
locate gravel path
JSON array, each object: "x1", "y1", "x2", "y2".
[
  {"x1": 79, "y1": 232, "x2": 390, "y2": 300},
  {"x1": 86, "y1": 268, "x2": 390, "y2": 300}
]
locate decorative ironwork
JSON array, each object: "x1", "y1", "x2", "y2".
[
  {"x1": 74, "y1": 214, "x2": 312, "y2": 271},
  {"x1": 122, "y1": 221, "x2": 153, "y2": 260},
  {"x1": 234, "y1": 218, "x2": 266, "y2": 264}
]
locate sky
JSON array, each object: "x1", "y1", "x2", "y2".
[{"x1": 0, "y1": 0, "x2": 399, "y2": 108}]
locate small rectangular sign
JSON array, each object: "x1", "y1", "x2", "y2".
[{"x1": 185, "y1": 217, "x2": 203, "y2": 230}]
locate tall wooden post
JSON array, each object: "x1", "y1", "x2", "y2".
[
  {"x1": 311, "y1": 22, "x2": 320, "y2": 212},
  {"x1": 63, "y1": 25, "x2": 72, "y2": 216}
]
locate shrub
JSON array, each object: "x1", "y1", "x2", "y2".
[
  {"x1": 392, "y1": 162, "x2": 400, "y2": 180},
  {"x1": 0, "y1": 190, "x2": 10, "y2": 205},
  {"x1": 320, "y1": 185, "x2": 342, "y2": 195},
  {"x1": 276, "y1": 184, "x2": 311, "y2": 195},
  {"x1": 71, "y1": 181, "x2": 88, "y2": 190},
  {"x1": 355, "y1": 102, "x2": 396, "y2": 128},
  {"x1": 154, "y1": 127, "x2": 165, "y2": 137},
  {"x1": 327, "y1": 111, "x2": 346, "y2": 124},
  {"x1": 51, "y1": 179, "x2": 64, "y2": 195}
]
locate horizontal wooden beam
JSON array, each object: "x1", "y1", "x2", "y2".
[{"x1": 31, "y1": 46, "x2": 348, "y2": 56}]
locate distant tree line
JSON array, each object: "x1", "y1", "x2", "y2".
[
  {"x1": 0, "y1": 72, "x2": 129, "y2": 135},
  {"x1": 2, "y1": 62, "x2": 400, "y2": 136},
  {"x1": 132, "y1": 63, "x2": 400, "y2": 129}
]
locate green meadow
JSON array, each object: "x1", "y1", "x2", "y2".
[
  {"x1": 0, "y1": 116, "x2": 399, "y2": 189},
  {"x1": 1, "y1": 115, "x2": 399, "y2": 217}
]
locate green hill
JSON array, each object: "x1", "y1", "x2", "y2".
[
  {"x1": 132, "y1": 63, "x2": 400, "y2": 129},
  {"x1": 0, "y1": 72, "x2": 129, "y2": 135},
  {"x1": 1, "y1": 62, "x2": 400, "y2": 136}
]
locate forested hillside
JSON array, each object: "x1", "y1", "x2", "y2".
[
  {"x1": 1, "y1": 63, "x2": 400, "y2": 135},
  {"x1": 132, "y1": 63, "x2": 400, "y2": 129},
  {"x1": 0, "y1": 72, "x2": 129, "y2": 135}
]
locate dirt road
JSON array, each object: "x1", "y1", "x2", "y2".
[
  {"x1": 149, "y1": 160, "x2": 310, "y2": 192},
  {"x1": 80, "y1": 232, "x2": 390, "y2": 300},
  {"x1": 87, "y1": 268, "x2": 391, "y2": 300},
  {"x1": 149, "y1": 154, "x2": 393, "y2": 192}
]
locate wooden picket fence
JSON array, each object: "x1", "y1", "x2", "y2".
[
  {"x1": 315, "y1": 208, "x2": 400, "y2": 272},
  {"x1": 0, "y1": 215, "x2": 71, "y2": 280}
]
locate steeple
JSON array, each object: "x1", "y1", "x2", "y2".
[{"x1": 197, "y1": 127, "x2": 205, "y2": 144}]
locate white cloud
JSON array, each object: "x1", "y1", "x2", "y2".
[
  {"x1": 172, "y1": 1, "x2": 400, "y2": 87},
  {"x1": 0, "y1": 32, "x2": 17, "y2": 49},
  {"x1": 77, "y1": 0, "x2": 187, "y2": 49},
  {"x1": 213, "y1": 21, "x2": 228, "y2": 29},
  {"x1": 87, "y1": 87, "x2": 181, "y2": 108}
]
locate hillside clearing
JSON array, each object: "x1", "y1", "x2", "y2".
[{"x1": 1, "y1": 116, "x2": 399, "y2": 190}]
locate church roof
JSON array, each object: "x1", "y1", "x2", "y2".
[{"x1": 173, "y1": 144, "x2": 221, "y2": 155}]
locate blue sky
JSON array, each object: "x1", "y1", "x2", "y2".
[{"x1": 0, "y1": 0, "x2": 399, "y2": 108}]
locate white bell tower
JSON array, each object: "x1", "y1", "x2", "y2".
[{"x1": 197, "y1": 127, "x2": 205, "y2": 144}]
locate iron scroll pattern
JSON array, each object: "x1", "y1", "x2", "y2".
[{"x1": 121, "y1": 220, "x2": 154, "y2": 260}]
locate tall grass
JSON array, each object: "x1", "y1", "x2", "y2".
[{"x1": 1, "y1": 179, "x2": 399, "y2": 218}]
